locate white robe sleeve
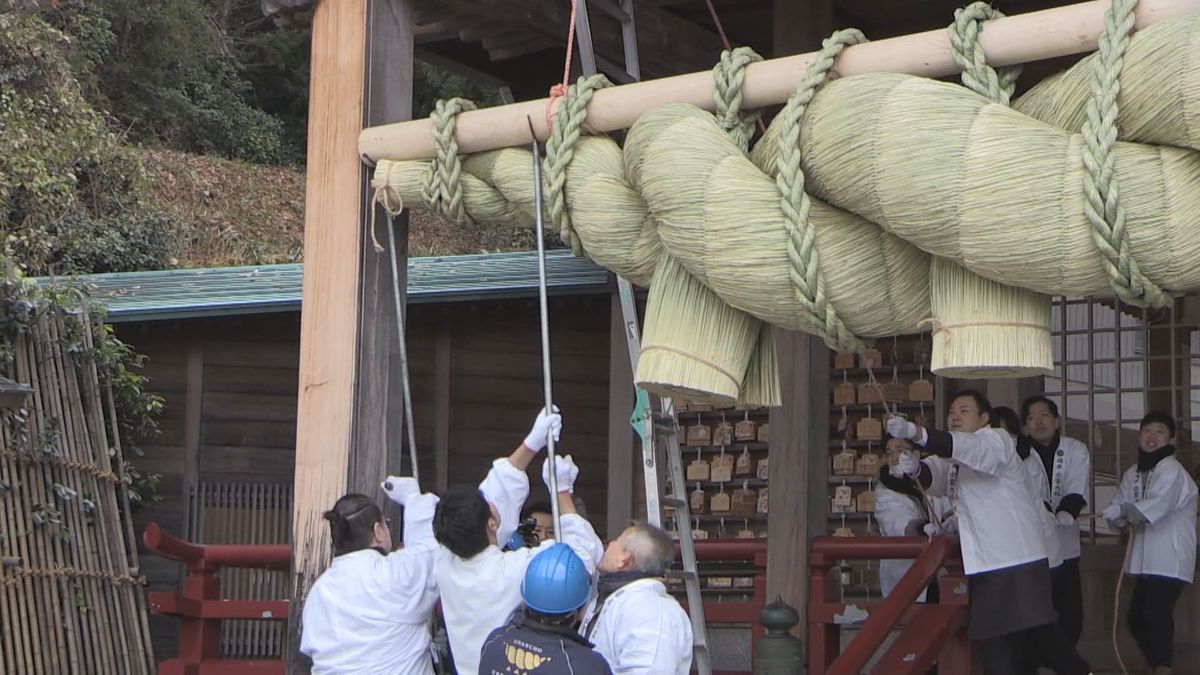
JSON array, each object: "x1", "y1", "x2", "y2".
[
  {"x1": 379, "y1": 493, "x2": 441, "y2": 619},
  {"x1": 478, "y1": 458, "x2": 530, "y2": 547},
  {"x1": 922, "y1": 456, "x2": 954, "y2": 498},
  {"x1": 874, "y1": 488, "x2": 924, "y2": 537},
  {"x1": 557, "y1": 512, "x2": 604, "y2": 573},
  {"x1": 1132, "y1": 461, "x2": 1192, "y2": 525},
  {"x1": 946, "y1": 428, "x2": 1012, "y2": 476}
]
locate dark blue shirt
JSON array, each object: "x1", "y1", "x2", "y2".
[{"x1": 479, "y1": 610, "x2": 613, "y2": 675}]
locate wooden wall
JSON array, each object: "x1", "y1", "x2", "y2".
[{"x1": 117, "y1": 292, "x2": 612, "y2": 659}]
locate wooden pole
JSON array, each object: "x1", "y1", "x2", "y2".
[
  {"x1": 289, "y1": 0, "x2": 415, "y2": 669},
  {"x1": 358, "y1": 0, "x2": 1200, "y2": 163}
]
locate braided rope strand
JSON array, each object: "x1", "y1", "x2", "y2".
[
  {"x1": 545, "y1": 74, "x2": 612, "y2": 256},
  {"x1": 774, "y1": 29, "x2": 868, "y2": 352},
  {"x1": 423, "y1": 97, "x2": 478, "y2": 224},
  {"x1": 1081, "y1": 0, "x2": 1170, "y2": 308},
  {"x1": 949, "y1": 2, "x2": 1021, "y2": 104},
  {"x1": 712, "y1": 47, "x2": 764, "y2": 153}
]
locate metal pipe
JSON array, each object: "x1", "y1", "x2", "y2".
[
  {"x1": 386, "y1": 211, "x2": 421, "y2": 485},
  {"x1": 529, "y1": 118, "x2": 563, "y2": 542}
]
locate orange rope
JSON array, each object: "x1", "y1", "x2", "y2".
[
  {"x1": 546, "y1": 0, "x2": 580, "y2": 131},
  {"x1": 1114, "y1": 525, "x2": 1134, "y2": 675}
]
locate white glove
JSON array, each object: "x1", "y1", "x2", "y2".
[
  {"x1": 541, "y1": 454, "x2": 579, "y2": 493},
  {"x1": 1055, "y1": 511, "x2": 1076, "y2": 527},
  {"x1": 1101, "y1": 503, "x2": 1123, "y2": 524},
  {"x1": 897, "y1": 451, "x2": 920, "y2": 477},
  {"x1": 523, "y1": 406, "x2": 562, "y2": 452},
  {"x1": 886, "y1": 416, "x2": 918, "y2": 441},
  {"x1": 940, "y1": 514, "x2": 959, "y2": 535},
  {"x1": 922, "y1": 522, "x2": 938, "y2": 537},
  {"x1": 381, "y1": 476, "x2": 420, "y2": 506}
]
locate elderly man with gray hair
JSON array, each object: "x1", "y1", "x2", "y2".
[{"x1": 580, "y1": 522, "x2": 693, "y2": 674}]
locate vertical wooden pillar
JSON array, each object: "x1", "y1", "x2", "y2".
[
  {"x1": 289, "y1": 0, "x2": 414, "y2": 670},
  {"x1": 181, "y1": 339, "x2": 204, "y2": 540},
  {"x1": 767, "y1": 330, "x2": 830, "y2": 620},
  {"x1": 607, "y1": 291, "x2": 635, "y2": 538},
  {"x1": 435, "y1": 318, "x2": 452, "y2": 492},
  {"x1": 766, "y1": 0, "x2": 834, "y2": 633}
]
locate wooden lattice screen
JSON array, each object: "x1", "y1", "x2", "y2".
[
  {"x1": 0, "y1": 308, "x2": 154, "y2": 674},
  {"x1": 188, "y1": 481, "x2": 292, "y2": 659}
]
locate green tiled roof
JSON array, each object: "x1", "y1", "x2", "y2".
[{"x1": 35, "y1": 250, "x2": 609, "y2": 322}]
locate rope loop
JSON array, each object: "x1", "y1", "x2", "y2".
[
  {"x1": 712, "y1": 46, "x2": 764, "y2": 153},
  {"x1": 774, "y1": 28, "x2": 868, "y2": 353},
  {"x1": 949, "y1": 2, "x2": 1021, "y2": 105},
  {"x1": 422, "y1": 97, "x2": 478, "y2": 224},
  {"x1": 1080, "y1": 0, "x2": 1169, "y2": 308},
  {"x1": 544, "y1": 74, "x2": 612, "y2": 256}
]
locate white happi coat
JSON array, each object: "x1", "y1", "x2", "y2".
[
  {"x1": 300, "y1": 494, "x2": 441, "y2": 675},
  {"x1": 920, "y1": 428, "x2": 1048, "y2": 575},
  {"x1": 1106, "y1": 455, "x2": 1198, "y2": 583}
]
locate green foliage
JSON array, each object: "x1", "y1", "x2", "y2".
[
  {"x1": 0, "y1": 10, "x2": 182, "y2": 275},
  {"x1": 414, "y1": 61, "x2": 504, "y2": 118},
  {"x1": 0, "y1": 268, "x2": 164, "y2": 507}
]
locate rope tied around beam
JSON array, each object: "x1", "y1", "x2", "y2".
[
  {"x1": 1083, "y1": 0, "x2": 1169, "y2": 308},
  {"x1": 0, "y1": 564, "x2": 145, "y2": 588},
  {"x1": 1, "y1": 449, "x2": 126, "y2": 484},
  {"x1": 423, "y1": 97, "x2": 477, "y2": 224},
  {"x1": 773, "y1": 28, "x2": 868, "y2": 353},
  {"x1": 545, "y1": 74, "x2": 612, "y2": 256},
  {"x1": 712, "y1": 46, "x2": 764, "y2": 153},
  {"x1": 949, "y1": 2, "x2": 1021, "y2": 104}
]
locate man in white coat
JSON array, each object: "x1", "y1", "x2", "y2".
[
  {"x1": 887, "y1": 390, "x2": 1091, "y2": 675},
  {"x1": 423, "y1": 408, "x2": 605, "y2": 675},
  {"x1": 580, "y1": 522, "x2": 693, "y2": 674},
  {"x1": 874, "y1": 436, "x2": 954, "y2": 599},
  {"x1": 1101, "y1": 411, "x2": 1198, "y2": 675},
  {"x1": 300, "y1": 484, "x2": 440, "y2": 675},
  {"x1": 1021, "y1": 394, "x2": 1092, "y2": 645}
]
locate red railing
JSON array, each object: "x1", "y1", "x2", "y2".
[
  {"x1": 680, "y1": 538, "x2": 769, "y2": 669},
  {"x1": 143, "y1": 522, "x2": 289, "y2": 675},
  {"x1": 808, "y1": 536, "x2": 979, "y2": 675}
]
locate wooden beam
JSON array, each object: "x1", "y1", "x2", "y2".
[
  {"x1": 435, "y1": 318, "x2": 452, "y2": 492},
  {"x1": 481, "y1": 29, "x2": 539, "y2": 51},
  {"x1": 288, "y1": 0, "x2": 414, "y2": 669},
  {"x1": 606, "y1": 292, "x2": 635, "y2": 538}
]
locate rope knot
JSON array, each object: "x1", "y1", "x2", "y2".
[{"x1": 422, "y1": 97, "x2": 477, "y2": 225}]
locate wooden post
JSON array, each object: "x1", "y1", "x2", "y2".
[
  {"x1": 288, "y1": 0, "x2": 414, "y2": 670},
  {"x1": 607, "y1": 291, "x2": 635, "y2": 538},
  {"x1": 181, "y1": 339, "x2": 204, "y2": 544},
  {"x1": 434, "y1": 318, "x2": 452, "y2": 493},
  {"x1": 766, "y1": 0, "x2": 833, "y2": 638},
  {"x1": 767, "y1": 330, "x2": 831, "y2": 625}
]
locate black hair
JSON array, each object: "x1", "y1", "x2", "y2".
[
  {"x1": 949, "y1": 388, "x2": 991, "y2": 416},
  {"x1": 520, "y1": 501, "x2": 553, "y2": 521},
  {"x1": 524, "y1": 606, "x2": 578, "y2": 625},
  {"x1": 884, "y1": 435, "x2": 916, "y2": 448},
  {"x1": 324, "y1": 494, "x2": 383, "y2": 557},
  {"x1": 989, "y1": 406, "x2": 1022, "y2": 437},
  {"x1": 1139, "y1": 411, "x2": 1177, "y2": 439},
  {"x1": 1020, "y1": 395, "x2": 1060, "y2": 422},
  {"x1": 433, "y1": 485, "x2": 493, "y2": 559}
]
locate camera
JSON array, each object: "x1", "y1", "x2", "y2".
[{"x1": 502, "y1": 517, "x2": 541, "y2": 551}]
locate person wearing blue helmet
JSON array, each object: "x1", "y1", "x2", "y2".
[{"x1": 479, "y1": 543, "x2": 612, "y2": 675}]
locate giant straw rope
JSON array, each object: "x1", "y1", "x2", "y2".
[{"x1": 372, "y1": 1, "x2": 1200, "y2": 406}]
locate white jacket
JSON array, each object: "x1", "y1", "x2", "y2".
[
  {"x1": 437, "y1": 458, "x2": 604, "y2": 675},
  {"x1": 300, "y1": 494, "x2": 440, "y2": 675},
  {"x1": 1107, "y1": 456, "x2": 1198, "y2": 583},
  {"x1": 874, "y1": 485, "x2": 953, "y2": 598},
  {"x1": 581, "y1": 578, "x2": 693, "y2": 675},
  {"x1": 920, "y1": 427, "x2": 1048, "y2": 575},
  {"x1": 1040, "y1": 436, "x2": 1091, "y2": 561},
  {"x1": 1023, "y1": 454, "x2": 1063, "y2": 569}
]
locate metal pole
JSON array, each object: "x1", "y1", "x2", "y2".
[
  {"x1": 385, "y1": 214, "x2": 421, "y2": 484},
  {"x1": 528, "y1": 117, "x2": 563, "y2": 542}
]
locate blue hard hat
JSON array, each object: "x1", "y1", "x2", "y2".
[{"x1": 520, "y1": 543, "x2": 592, "y2": 614}]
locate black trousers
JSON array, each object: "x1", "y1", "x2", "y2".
[
  {"x1": 976, "y1": 621, "x2": 1090, "y2": 675},
  {"x1": 1051, "y1": 557, "x2": 1084, "y2": 645},
  {"x1": 1128, "y1": 574, "x2": 1189, "y2": 668}
]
